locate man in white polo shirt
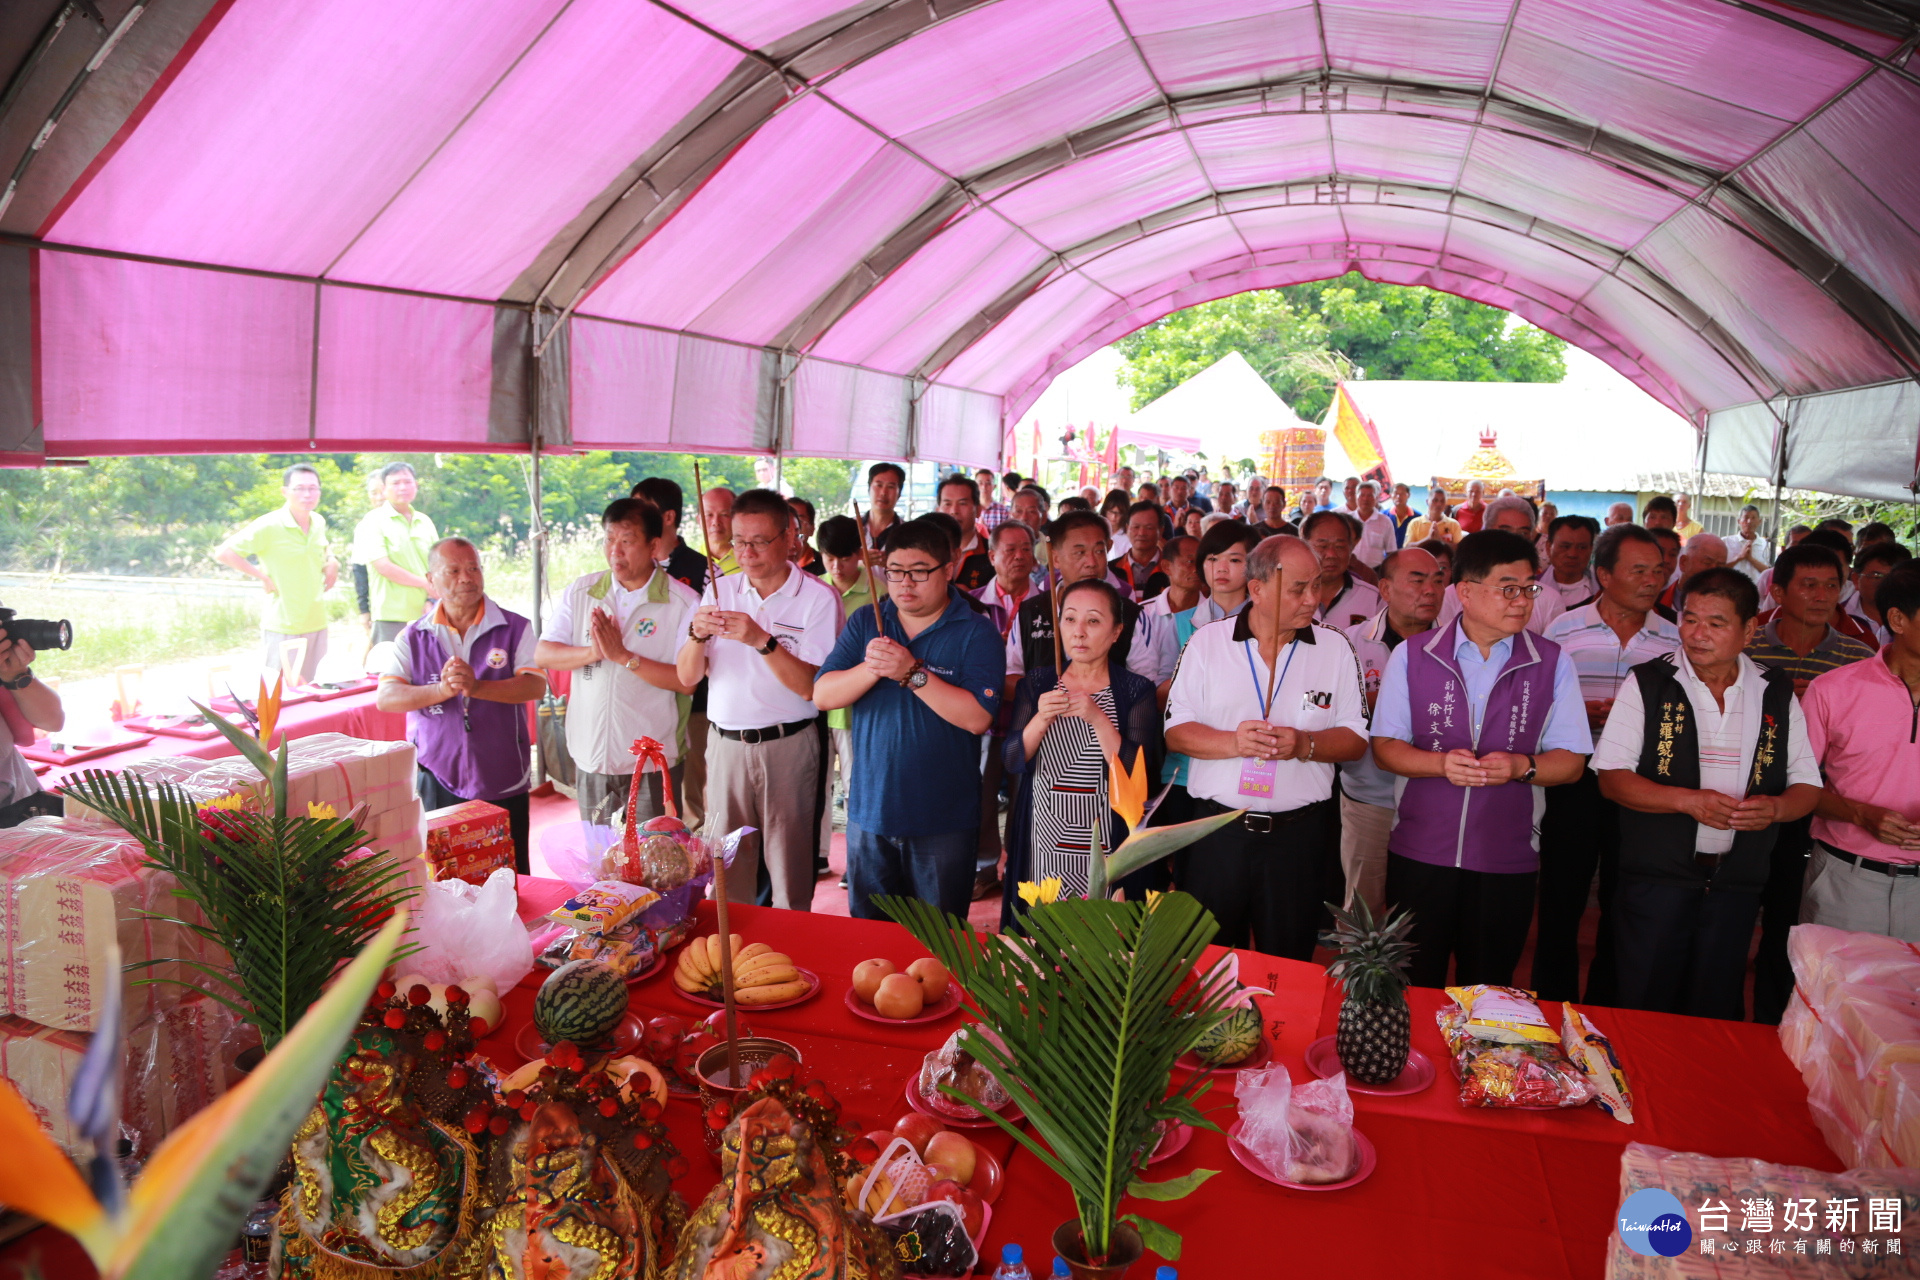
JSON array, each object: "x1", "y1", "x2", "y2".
[
  {"x1": 1165, "y1": 535, "x2": 1369, "y2": 958},
  {"x1": 536, "y1": 497, "x2": 698, "y2": 827},
  {"x1": 677, "y1": 488, "x2": 844, "y2": 910}
]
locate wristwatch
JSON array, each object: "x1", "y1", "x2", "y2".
[
  {"x1": 899, "y1": 661, "x2": 928, "y2": 690},
  {"x1": 1519, "y1": 754, "x2": 1538, "y2": 784},
  {"x1": 756, "y1": 633, "x2": 780, "y2": 655},
  {"x1": 623, "y1": 654, "x2": 642, "y2": 674},
  {"x1": 0, "y1": 668, "x2": 29, "y2": 691}
]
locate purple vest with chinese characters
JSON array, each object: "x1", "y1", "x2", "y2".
[
  {"x1": 405, "y1": 607, "x2": 532, "y2": 801},
  {"x1": 1389, "y1": 619, "x2": 1561, "y2": 874}
]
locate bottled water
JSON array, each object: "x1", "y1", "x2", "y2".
[{"x1": 992, "y1": 1243, "x2": 1033, "y2": 1280}]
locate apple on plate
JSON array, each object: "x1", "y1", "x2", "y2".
[
  {"x1": 923, "y1": 1180, "x2": 986, "y2": 1238},
  {"x1": 852, "y1": 958, "x2": 896, "y2": 1005},
  {"x1": 923, "y1": 1130, "x2": 976, "y2": 1185},
  {"x1": 906, "y1": 956, "x2": 950, "y2": 1002},
  {"x1": 873, "y1": 972, "x2": 926, "y2": 1019},
  {"x1": 892, "y1": 1111, "x2": 944, "y2": 1157}
]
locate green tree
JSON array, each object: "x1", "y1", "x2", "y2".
[{"x1": 1115, "y1": 273, "x2": 1566, "y2": 421}]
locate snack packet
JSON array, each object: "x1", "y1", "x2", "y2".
[
  {"x1": 548, "y1": 879, "x2": 661, "y2": 933},
  {"x1": 1561, "y1": 1004, "x2": 1633, "y2": 1124},
  {"x1": 1438, "y1": 993, "x2": 1597, "y2": 1110},
  {"x1": 1445, "y1": 984, "x2": 1561, "y2": 1045},
  {"x1": 1234, "y1": 1064, "x2": 1358, "y2": 1184}
]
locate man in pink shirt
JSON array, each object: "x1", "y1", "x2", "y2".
[{"x1": 1800, "y1": 562, "x2": 1920, "y2": 941}]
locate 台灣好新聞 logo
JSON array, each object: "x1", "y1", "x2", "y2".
[{"x1": 1618, "y1": 1189, "x2": 1692, "y2": 1257}]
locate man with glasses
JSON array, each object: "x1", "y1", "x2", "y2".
[
  {"x1": 1535, "y1": 524, "x2": 1680, "y2": 1003},
  {"x1": 216, "y1": 463, "x2": 339, "y2": 684},
  {"x1": 1372, "y1": 530, "x2": 1592, "y2": 988},
  {"x1": 816, "y1": 520, "x2": 1003, "y2": 919},
  {"x1": 1302, "y1": 511, "x2": 1380, "y2": 630},
  {"x1": 677, "y1": 489, "x2": 844, "y2": 910}
]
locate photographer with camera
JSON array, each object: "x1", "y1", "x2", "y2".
[{"x1": 0, "y1": 606, "x2": 68, "y2": 828}]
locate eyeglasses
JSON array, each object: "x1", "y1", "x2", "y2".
[
  {"x1": 882, "y1": 565, "x2": 943, "y2": 583},
  {"x1": 730, "y1": 536, "x2": 781, "y2": 553},
  {"x1": 1478, "y1": 583, "x2": 1544, "y2": 600}
]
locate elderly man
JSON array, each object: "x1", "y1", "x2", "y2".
[
  {"x1": 1112, "y1": 501, "x2": 1169, "y2": 601},
  {"x1": 354, "y1": 462, "x2": 439, "y2": 644},
  {"x1": 1536, "y1": 524, "x2": 1681, "y2": 1003},
  {"x1": 1542, "y1": 515, "x2": 1599, "y2": 609},
  {"x1": 1303, "y1": 511, "x2": 1382, "y2": 630},
  {"x1": 0, "y1": 610, "x2": 66, "y2": 827},
  {"x1": 1454, "y1": 480, "x2": 1489, "y2": 532},
  {"x1": 1660, "y1": 533, "x2": 1728, "y2": 614},
  {"x1": 1605, "y1": 501, "x2": 1636, "y2": 527},
  {"x1": 1673, "y1": 494, "x2": 1705, "y2": 540},
  {"x1": 678, "y1": 489, "x2": 844, "y2": 910},
  {"x1": 1724, "y1": 504, "x2": 1773, "y2": 584},
  {"x1": 1350, "y1": 481, "x2": 1398, "y2": 570},
  {"x1": 1166, "y1": 535, "x2": 1369, "y2": 957},
  {"x1": 1595, "y1": 568, "x2": 1820, "y2": 1018},
  {"x1": 1372, "y1": 530, "x2": 1592, "y2": 988},
  {"x1": 375, "y1": 539, "x2": 546, "y2": 872},
  {"x1": 1407, "y1": 486, "x2": 1463, "y2": 545},
  {"x1": 699, "y1": 487, "x2": 739, "y2": 577},
  {"x1": 536, "y1": 498, "x2": 699, "y2": 827},
  {"x1": 1437, "y1": 497, "x2": 1566, "y2": 635},
  {"x1": 1340, "y1": 546, "x2": 1446, "y2": 916},
  {"x1": 216, "y1": 463, "x2": 340, "y2": 684}
]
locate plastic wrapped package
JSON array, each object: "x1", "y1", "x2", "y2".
[
  {"x1": 1437, "y1": 987, "x2": 1598, "y2": 1109},
  {"x1": 1562, "y1": 1005, "x2": 1634, "y2": 1124},
  {"x1": 190, "y1": 732, "x2": 416, "y2": 818},
  {"x1": 405, "y1": 867, "x2": 533, "y2": 992},
  {"x1": 548, "y1": 880, "x2": 661, "y2": 933},
  {"x1": 63, "y1": 756, "x2": 231, "y2": 827},
  {"x1": 1233, "y1": 1064, "x2": 1359, "y2": 1184},
  {"x1": 1835, "y1": 983, "x2": 1920, "y2": 1082},
  {"x1": 1786, "y1": 923, "x2": 1919, "y2": 1011},
  {"x1": 1778, "y1": 989, "x2": 1820, "y2": 1067},
  {"x1": 0, "y1": 818, "x2": 227, "y2": 1031},
  {"x1": 1608, "y1": 1141, "x2": 1920, "y2": 1278},
  {"x1": 917, "y1": 1025, "x2": 1014, "y2": 1122},
  {"x1": 1887, "y1": 1062, "x2": 1920, "y2": 1169}
]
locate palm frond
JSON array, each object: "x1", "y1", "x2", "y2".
[{"x1": 879, "y1": 891, "x2": 1234, "y2": 1263}]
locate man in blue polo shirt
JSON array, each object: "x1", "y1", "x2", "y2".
[{"x1": 816, "y1": 520, "x2": 1005, "y2": 920}]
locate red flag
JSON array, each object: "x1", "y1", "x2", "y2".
[{"x1": 1102, "y1": 422, "x2": 1119, "y2": 482}]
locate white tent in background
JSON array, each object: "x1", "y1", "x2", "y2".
[{"x1": 1129, "y1": 352, "x2": 1315, "y2": 466}]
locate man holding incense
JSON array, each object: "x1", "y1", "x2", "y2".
[
  {"x1": 815, "y1": 520, "x2": 1003, "y2": 919},
  {"x1": 1004, "y1": 510, "x2": 1168, "y2": 704},
  {"x1": 1164, "y1": 535, "x2": 1369, "y2": 958}
]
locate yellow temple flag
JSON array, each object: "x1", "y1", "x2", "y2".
[{"x1": 1331, "y1": 384, "x2": 1384, "y2": 474}]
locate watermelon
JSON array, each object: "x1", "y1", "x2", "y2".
[
  {"x1": 534, "y1": 959, "x2": 629, "y2": 1046},
  {"x1": 1193, "y1": 1005, "x2": 1261, "y2": 1066}
]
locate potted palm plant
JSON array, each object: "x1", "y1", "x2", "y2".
[
  {"x1": 880, "y1": 889, "x2": 1234, "y2": 1277},
  {"x1": 61, "y1": 693, "x2": 419, "y2": 1051}
]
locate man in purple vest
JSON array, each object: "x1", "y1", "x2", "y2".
[
  {"x1": 374, "y1": 538, "x2": 546, "y2": 872},
  {"x1": 1371, "y1": 530, "x2": 1592, "y2": 988}
]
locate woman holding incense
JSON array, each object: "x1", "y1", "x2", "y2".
[{"x1": 1002, "y1": 577, "x2": 1163, "y2": 922}]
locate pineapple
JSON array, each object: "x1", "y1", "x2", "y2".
[{"x1": 1327, "y1": 899, "x2": 1417, "y2": 1085}]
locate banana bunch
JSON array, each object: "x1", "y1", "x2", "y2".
[{"x1": 672, "y1": 933, "x2": 811, "y2": 1004}]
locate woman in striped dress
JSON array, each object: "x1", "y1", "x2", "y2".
[{"x1": 1001, "y1": 578, "x2": 1162, "y2": 909}]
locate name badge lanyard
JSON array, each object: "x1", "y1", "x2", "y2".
[
  {"x1": 1244, "y1": 636, "x2": 1298, "y2": 722},
  {"x1": 1237, "y1": 637, "x2": 1297, "y2": 798}
]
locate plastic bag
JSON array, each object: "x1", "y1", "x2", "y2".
[
  {"x1": 407, "y1": 867, "x2": 533, "y2": 991},
  {"x1": 1437, "y1": 993, "x2": 1597, "y2": 1109},
  {"x1": 1561, "y1": 1005, "x2": 1633, "y2": 1124},
  {"x1": 1234, "y1": 1064, "x2": 1358, "y2": 1184}
]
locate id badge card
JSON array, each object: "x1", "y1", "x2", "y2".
[{"x1": 1238, "y1": 750, "x2": 1277, "y2": 798}]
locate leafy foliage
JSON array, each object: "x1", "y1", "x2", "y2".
[
  {"x1": 1325, "y1": 897, "x2": 1416, "y2": 1005},
  {"x1": 1115, "y1": 273, "x2": 1567, "y2": 420},
  {"x1": 878, "y1": 891, "x2": 1233, "y2": 1264}
]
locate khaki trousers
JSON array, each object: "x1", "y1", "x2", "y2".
[
  {"x1": 706, "y1": 728, "x2": 821, "y2": 911},
  {"x1": 682, "y1": 711, "x2": 709, "y2": 830},
  {"x1": 1339, "y1": 793, "x2": 1394, "y2": 919}
]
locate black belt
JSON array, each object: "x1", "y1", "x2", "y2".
[
  {"x1": 1195, "y1": 796, "x2": 1331, "y2": 835},
  {"x1": 715, "y1": 718, "x2": 814, "y2": 745},
  {"x1": 1821, "y1": 840, "x2": 1920, "y2": 878}
]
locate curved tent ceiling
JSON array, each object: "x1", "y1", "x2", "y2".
[{"x1": 0, "y1": 0, "x2": 1916, "y2": 492}]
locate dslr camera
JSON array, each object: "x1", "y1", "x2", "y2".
[{"x1": 0, "y1": 608, "x2": 72, "y2": 651}]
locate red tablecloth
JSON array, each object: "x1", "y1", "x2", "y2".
[{"x1": 38, "y1": 689, "x2": 404, "y2": 793}]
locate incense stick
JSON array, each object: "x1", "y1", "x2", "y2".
[
  {"x1": 711, "y1": 852, "x2": 741, "y2": 1084},
  {"x1": 692, "y1": 461, "x2": 720, "y2": 580},
  {"x1": 1263, "y1": 554, "x2": 1286, "y2": 727},
  {"x1": 849, "y1": 500, "x2": 888, "y2": 638},
  {"x1": 1050, "y1": 571, "x2": 1065, "y2": 677}
]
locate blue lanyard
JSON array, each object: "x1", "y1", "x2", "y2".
[{"x1": 1243, "y1": 636, "x2": 1297, "y2": 721}]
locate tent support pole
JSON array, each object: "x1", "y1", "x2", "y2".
[{"x1": 528, "y1": 312, "x2": 548, "y2": 790}]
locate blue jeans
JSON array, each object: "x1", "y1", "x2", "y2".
[{"x1": 845, "y1": 822, "x2": 978, "y2": 922}]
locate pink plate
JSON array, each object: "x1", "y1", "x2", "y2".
[
  {"x1": 513, "y1": 1011, "x2": 644, "y2": 1063},
  {"x1": 904, "y1": 1078, "x2": 1023, "y2": 1130},
  {"x1": 1227, "y1": 1119, "x2": 1375, "y2": 1191},
  {"x1": 1147, "y1": 1122, "x2": 1192, "y2": 1165},
  {"x1": 1176, "y1": 1038, "x2": 1271, "y2": 1076},
  {"x1": 844, "y1": 984, "x2": 962, "y2": 1025},
  {"x1": 1304, "y1": 1036, "x2": 1435, "y2": 1096},
  {"x1": 22, "y1": 732, "x2": 153, "y2": 766},
  {"x1": 121, "y1": 712, "x2": 227, "y2": 740},
  {"x1": 676, "y1": 968, "x2": 821, "y2": 1012}
]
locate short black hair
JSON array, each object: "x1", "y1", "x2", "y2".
[
  {"x1": 1787, "y1": 524, "x2": 1812, "y2": 538},
  {"x1": 1453, "y1": 529, "x2": 1538, "y2": 581},
  {"x1": 1817, "y1": 517, "x2": 1854, "y2": 535},
  {"x1": 889, "y1": 517, "x2": 953, "y2": 565},
  {"x1": 1642, "y1": 495, "x2": 1677, "y2": 520},
  {"x1": 1773, "y1": 542, "x2": 1846, "y2": 588},
  {"x1": 1649, "y1": 527, "x2": 1681, "y2": 553},
  {"x1": 1124, "y1": 500, "x2": 1161, "y2": 525},
  {"x1": 1196, "y1": 518, "x2": 1260, "y2": 565},
  {"x1": 1059, "y1": 576, "x2": 1127, "y2": 620},
  {"x1": 1801, "y1": 529, "x2": 1853, "y2": 560},
  {"x1": 732, "y1": 487, "x2": 794, "y2": 529},
  {"x1": 1593, "y1": 523, "x2": 1660, "y2": 574},
  {"x1": 816, "y1": 514, "x2": 860, "y2": 558},
  {"x1": 1858, "y1": 521, "x2": 1896, "y2": 546},
  {"x1": 282, "y1": 463, "x2": 320, "y2": 486},
  {"x1": 376, "y1": 461, "x2": 416, "y2": 484},
  {"x1": 1046, "y1": 510, "x2": 1110, "y2": 546},
  {"x1": 1162, "y1": 535, "x2": 1197, "y2": 563},
  {"x1": 632, "y1": 476, "x2": 683, "y2": 520},
  {"x1": 867, "y1": 462, "x2": 907, "y2": 487},
  {"x1": 1058, "y1": 496, "x2": 1093, "y2": 513},
  {"x1": 1877, "y1": 562, "x2": 1920, "y2": 621},
  {"x1": 788, "y1": 496, "x2": 815, "y2": 526},
  {"x1": 1547, "y1": 514, "x2": 1599, "y2": 542},
  {"x1": 1299, "y1": 510, "x2": 1352, "y2": 542},
  {"x1": 913, "y1": 510, "x2": 963, "y2": 550},
  {"x1": 601, "y1": 496, "x2": 663, "y2": 540},
  {"x1": 1856, "y1": 540, "x2": 1913, "y2": 573},
  {"x1": 1681, "y1": 567, "x2": 1760, "y2": 622},
  {"x1": 937, "y1": 473, "x2": 980, "y2": 505},
  {"x1": 1415, "y1": 537, "x2": 1453, "y2": 562}
]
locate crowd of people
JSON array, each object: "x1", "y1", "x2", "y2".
[{"x1": 5, "y1": 458, "x2": 1914, "y2": 1026}]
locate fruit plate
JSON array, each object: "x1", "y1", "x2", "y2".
[
  {"x1": 901, "y1": 1201, "x2": 993, "y2": 1280},
  {"x1": 676, "y1": 968, "x2": 821, "y2": 1011},
  {"x1": 1227, "y1": 1119, "x2": 1376, "y2": 1191},
  {"x1": 514, "y1": 1011, "x2": 644, "y2": 1063},
  {"x1": 904, "y1": 1079, "x2": 1023, "y2": 1130},
  {"x1": 844, "y1": 984, "x2": 962, "y2": 1025},
  {"x1": 1304, "y1": 1036, "x2": 1435, "y2": 1096},
  {"x1": 968, "y1": 1146, "x2": 1005, "y2": 1205},
  {"x1": 1147, "y1": 1122, "x2": 1192, "y2": 1166},
  {"x1": 1175, "y1": 1038, "x2": 1271, "y2": 1076}
]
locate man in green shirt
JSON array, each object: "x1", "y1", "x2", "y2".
[
  {"x1": 215, "y1": 464, "x2": 339, "y2": 684},
  {"x1": 352, "y1": 462, "x2": 439, "y2": 643}
]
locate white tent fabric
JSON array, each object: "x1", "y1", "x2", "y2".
[
  {"x1": 1127, "y1": 352, "x2": 1316, "y2": 465},
  {"x1": 0, "y1": 0, "x2": 1916, "y2": 485}
]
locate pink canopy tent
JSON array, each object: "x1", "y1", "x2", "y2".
[{"x1": 1, "y1": 0, "x2": 1917, "y2": 496}]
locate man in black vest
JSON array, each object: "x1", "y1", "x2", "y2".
[
  {"x1": 1004, "y1": 510, "x2": 1163, "y2": 700},
  {"x1": 1592, "y1": 568, "x2": 1821, "y2": 1020}
]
